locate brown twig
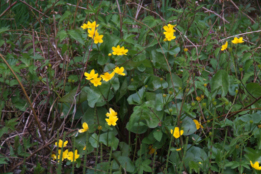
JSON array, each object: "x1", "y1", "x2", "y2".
[
  {"x1": 18, "y1": 0, "x2": 49, "y2": 18},
  {"x1": 0, "y1": 1, "x2": 17, "y2": 18}
]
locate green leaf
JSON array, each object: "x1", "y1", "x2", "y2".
[
  {"x1": 181, "y1": 117, "x2": 197, "y2": 135},
  {"x1": 211, "y1": 70, "x2": 229, "y2": 96},
  {"x1": 0, "y1": 27, "x2": 9, "y2": 34},
  {"x1": 127, "y1": 87, "x2": 146, "y2": 105},
  {"x1": 99, "y1": 132, "x2": 119, "y2": 150},
  {"x1": 68, "y1": 29, "x2": 84, "y2": 45},
  {"x1": 112, "y1": 156, "x2": 135, "y2": 172},
  {"x1": 153, "y1": 129, "x2": 163, "y2": 142},
  {"x1": 246, "y1": 83, "x2": 261, "y2": 99},
  {"x1": 89, "y1": 133, "x2": 99, "y2": 148}
]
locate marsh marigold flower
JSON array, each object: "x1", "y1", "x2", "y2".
[
  {"x1": 148, "y1": 145, "x2": 157, "y2": 155},
  {"x1": 176, "y1": 148, "x2": 182, "y2": 151},
  {"x1": 101, "y1": 72, "x2": 115, "y2": 82},
  {"x1": 250, "y1": 161, "x2": 261, "y2": 170},
  {"x1": 164, "y1": 32, "x2": 176, "y2": 41},
  {"x1": 93, "y1": 33, "x2": 103, "y2": 44},
  {"x1": 87, "y1": 21, "x2": 99, "y2": 29},
  {"x1": 221, "y1": 41, "x2": 228, "y2": 51},
  {"x1": 106, "y1": 116, "x2": 118, "y2": 126},
  {"x1": 78, "y1": 122, "x2": 89, "y2": 133},
  {"x1": 55, "y1": 139, "x2": 68, "y2": 148},
  {"x1": 90, "y1": 77, "x2": 102, "y2": 87},
  {"x1": 231, "y1": 37, "x2": 244, "y2": 44},
  {"x1": 112, "y1": 45, "x2": 128, "y2": 56},
  {"x1": 106, "y1": 108, "x2": 117, "y2": 117},
  {"x1": 84, "y1": 69, "x2": 98, "y2": 80},
  {"x1": 170, "y1": 127, "x2": 184, "y2": 139},
  {"x1": 57, "y1": 149, "x2": 69, "y2": 162},
  {"x1": 81, "y1": 23, "x2": 88, "y2": 30},
  {"x1": 67, "y1": 150, "x2": 80, "y2": 162},
  {"x1": 163, "y1": 24, "x2": 176, "y2": 34},
  {"x1": 114, "y1": 67, "x2": 126, "y2": 76},
  {"x1": 88, "y1": 29, "x2": 99, "y2": 38},
  {"x1": 193, "y1": 120, "x2": 203, "y2": 130}
]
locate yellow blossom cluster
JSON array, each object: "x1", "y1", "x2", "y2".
[
  {"x1": 220, "y1": 37, "x2": 244, "y2": 51},
  {"x1": 84, "y1": 67, "x2": 126, "y2": 87},
  {"x1": 163, "y1": 24, "x2": 176, "y2": 41},
  {"x1": 81, "y1": 21, "x2": 103, "y2": 44},
  {"x1": 52, "y1": 139, "x2": 80, "y2": 162},
  {"x1": 110, "y1": 45, "x2": 128, "y2": 56},
  {"x1": 105, "y1": 108, "x2": 118, "y2": 126}
]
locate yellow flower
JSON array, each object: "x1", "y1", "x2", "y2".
[
  {"x1": 84, "y1": 69, "x2": 98, "y2": 80},
  {"x1": 112, "y1": 45, "x2": 122, "y2": 56},
  {"x1": 148, "y1": 145, "x2": 157, "y2": 155},
  {"x1": 78, "y1": 122, "x2": 89, "y2": 133},
  {"x1": 88, "y1": 29, "x2": 99, "y2": 38},
  {"x1": 184, "y1": 48, "x2": 188, "y2": 52},
  {"x1": 231, "y1": 37, "x2": 244, "y2": 44},
  {"x1": 98, "y1": 125, "x2": 102, "y2": 130},
  {"x1": 81, "y1": 23, "x2": 88, "y2": 30},
  {"x1": 106, "y1": 116, "x2": 118, "y2": 126},
  {"x1": 114, "y1": 67, "x2": 126, "y2": 76},
  {"x1": 93, "y1": 33, "x2": 103, "y2": 44},
  {"x1": 250, "y1": 161, "x2": 261, "y2": 170},
  {"x1": 176, "y1": 148, "x2": 182, "y2": 151},
  {"x1": 201, "y1": 94, "x2": 204, "y2": 99},
  {"x1": 83, "y1": 146, "x2": 86, "y2": 150},
  {"x1": 106, "y1": 108, "x2": 118, "y2": 117},
  {"x1": 199, "y1": 162, "x2": 202, "y2": 164},
  {"x1": 204, "y1": 83, "x2": 207, "y2": 87},
  {"x1": 108, "y1": 53, "x2": 112, "y2": 56},
  {"x1": 164, "y1": 32, "x2": 176, "y2": 41},
  {"x1": 90, "y1": 77, "x2": 102, "y2": 87},
  {"x1": 196, "y1": 96, "x2": 201, "y2": 102},
  {"x1": 221, "y1": 41, "x2": 228, "y2": 51},
  {"x1": 112, "y1": 45, "x2": 128, "y2": 56},
  {"x1": 51, "y1": 154, "x2": 56, "y2": 160},
  {"x1": 163, "y1": 24, "x2": 176, "y2": 33},
  {"x1": 193, "y1": 120, "x2": 203, "y2": 130},
  {"x1": 87, "y1": 21, "x2": 99, "y2": 29},
  {"x1": 67, "y1": 150, "x2": 80, "y2": 162},
  {"x1": 100, "y1": 72, "x2": 115, "y2": 82},
  {"x1": 170, "y1": 127, "x2": 184, "y2": 139},
  {"x1": 55, "y1": 139, "x2": 68, "y2": 148},
  {"x1": 57, "y1": 149, "x2": 69, "y2": 162},
  {"x1": 120, "y1": 46, "x2": 128, "y2": 55}
]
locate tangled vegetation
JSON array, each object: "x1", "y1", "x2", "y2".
[{"x1": 1, "y1": 0, "x2": 261, "y2": 173}]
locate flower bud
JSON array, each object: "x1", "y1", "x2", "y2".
[
  {"x1": 168, "y1": 91, "x2": 173, "y2": 95},
  {"x1": 163, "y1": 94, "x2": 167, "y2": 97},
  {"x1": 204, "y1": 83, "x2": 207, "y2": 87},
  {"x1": 168, "y1": 108, "x2": 173, "y2": 112},
  {"x1": 209, "y1": 132, "x2": 212, "y2": 136},
  {"x1": 235, "y1": 145, "x2": 239, "y2": 149},
  {"x1": 213, "y1": 101, "x2": 217, "y2": 106},
  {"x1": 160, "y1": 78, "x2": 163, "y2": 81},
  {"x1": 250, "y1": 120, "x2": 253, "y2": 124},
  {"x1": 179, "y1": 87, "x2": 182, "y2": 90},
  {"x1": 229, "y1": 48, "x2": 232, "y2": 52},
  {"x1": 202, "y1": 103, "x2": 207, "y2": 107},
  {"x1": 239, "y1": 68, "x2": 243, "y2": 72},
  {"x1": 191, "y1": 102, "x2": 196, "y2": 106},
  {"x1": 38, "y1": 76, "x2": 43, "y2": 80}
]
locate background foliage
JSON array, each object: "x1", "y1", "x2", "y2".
[{"x1": 0, "y1": 0, "x2": 261, "y2": 173}]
